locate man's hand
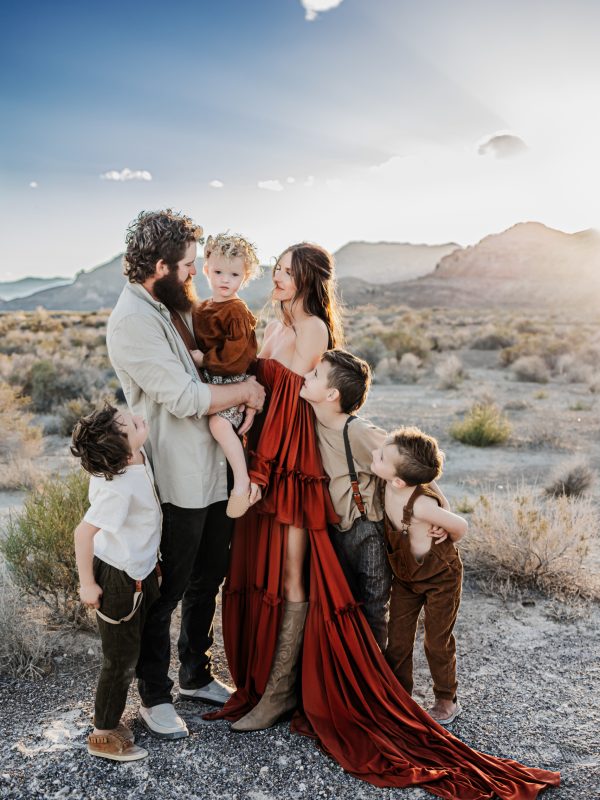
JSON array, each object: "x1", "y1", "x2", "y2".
[
  {"x1": 80, "y1": 582, "x2": 103, "y2": 608},
  {"x1": 249, "y1": 483, "x2": 262, "y2": 505},
  {"x1": 244, "y1": 376, "x2": 265, "y2": 412},
  {"x1": 238, "y1": 406, "x2": 256, "y2": 436},
  {"x1": 190, "y1": 349, "x2": 204, "y2": 367},
  {"x1": 428, "y1": 526, "x2": 449, "y2": 544}
]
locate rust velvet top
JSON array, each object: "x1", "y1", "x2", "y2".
[{"x1": 192, "y1": 298, "x2": 257, "y2": 377}]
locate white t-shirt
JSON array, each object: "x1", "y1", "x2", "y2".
[{"x1": 84, "y1": 453, "x2": 162, "y2": 580}]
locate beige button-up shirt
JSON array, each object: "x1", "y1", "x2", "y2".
[{"x1": 107, "y1": 282, "x2": 227, "y2": 509}]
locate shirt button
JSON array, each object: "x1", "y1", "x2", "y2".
[{"x1": 219, "y1": 461, "x2": 224, "y2": 467}]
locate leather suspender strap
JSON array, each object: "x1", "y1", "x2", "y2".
[
  {"x1": 95, "y1": 563, "x2": 162, "y2": 626},
  {"x1": 401, "y1": 484, "x2": 443, "y2": 532},
  {"x1": 343, "y1": 416, "x2": 367, "y2": 521}
]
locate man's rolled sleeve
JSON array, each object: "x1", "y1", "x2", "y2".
[{"x1": 108, "y1": 315, "x2": 211, "y2": 419}]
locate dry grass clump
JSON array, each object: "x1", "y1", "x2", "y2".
[
  {"x1": 450, "y1": 401, "x2": 511, "y2": 446},
  {"x1": 375, "y1": 353, "x2": 422, "y2": 384},
  {"x1": 0, "y1": 382, "x2": 42, "y2": 460},
  {"x1": 1, "y1": 470, "x2": 93, "y2": 629},
  {"x1": 435, "y1": 354, "x2": 467, "y2": 389},
  {"x1": 462, "y1": 487, "x2": 599, "y2": 600},
  {"x1": 512, "y1": 355, "x2": 550, "y2": 383},
  {"x1": 351, "y1": 336, "x2": 388, "y2": 370},
  {"x1": 555, "y1": 354, "x2": 593, "y2": 384},
  {"x1": 380, "y1": 327, "x2": 432, "y2": 361},
  {"x1": 0, "y1": 381, "x2": 43, "y2": 490},
  {"x1": 470, "y1": 327, "x2": 515, "y2": 350},
  {"x1": 0, "y1": 566, "x2": 52, "y2": 678},
  {"x1": 545, "y1": 458, "x2": 594, "y2": 498}
]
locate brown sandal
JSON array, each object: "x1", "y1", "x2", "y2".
[{"x1": 87, "y1": 729, "x2": 148, "y2": 762}]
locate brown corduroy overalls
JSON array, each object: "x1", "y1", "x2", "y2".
[{"x1": 383, "y1": 484, "x2": 463, "y2": 701}]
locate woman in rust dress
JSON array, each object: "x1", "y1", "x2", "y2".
[{"x1": 207, "y1": 243, "x2": 560, "y2": 799}]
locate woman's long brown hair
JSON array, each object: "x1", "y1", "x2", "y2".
[{"x1": 274, "y1": 242, "x2": 343, "y2": 347}]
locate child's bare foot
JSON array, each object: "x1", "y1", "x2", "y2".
[{"x1": 429, "y1": 699, "x2": 462, "y2": 726}]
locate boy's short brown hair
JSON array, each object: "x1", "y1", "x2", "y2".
[
  {"x1": 70, "y1": 404, "x2": 130, "y2": 480},
  {"x1": 322, "y1": 348, "x2": 371, "y2": 414},
  {"x1": 390, "y1": 426, "x2": 444, "y2": 485}
]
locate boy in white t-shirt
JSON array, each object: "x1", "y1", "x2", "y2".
[{"x1": 71, "y1": 404, "x2": 164, "y2": 762}]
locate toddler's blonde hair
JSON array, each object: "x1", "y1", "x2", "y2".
[{"x1": 204, "y1": 233, "x2": 261, "y2": 282}]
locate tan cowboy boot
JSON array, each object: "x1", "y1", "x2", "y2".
[{"x1": 231, "y1": 600, "x2": 308, "y2": 732}]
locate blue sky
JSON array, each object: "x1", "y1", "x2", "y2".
[{"x1": 2, "y1": 0, "x2": 600, "y2": 278}]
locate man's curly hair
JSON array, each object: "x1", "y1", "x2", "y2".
[
  {"x1": 204, "y1": 233, "x2": 261, "y2": 283},
  {"x1": 70, "y1": 404, "x2": 131, "y2": 480},
  {"x1": 123, "y1": 209, "x2": 204, "y2": 283},
  {"x1": 390, "y1": 426, "x2": 444, "y2": 486}
]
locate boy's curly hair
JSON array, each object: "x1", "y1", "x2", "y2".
[
  {"x1": 70, "y1": 404, "x2": 131, "y2": 480},
  {"x1": 204, "y1": 233, "x2": 261, "y2": 282},
  {"x1": 390, "y1": 426, "x2": 444, "y2": 485},
  {"x1": 123, "y1": 209, "x2": 204, "y2": 283},
  {"x1": 321, "y1": 348, "x2": 371, "y2": 414}
]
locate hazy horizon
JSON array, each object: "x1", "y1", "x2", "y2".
[{"x1": 3, "y1": 0, "x2": 600, "y2": 279}]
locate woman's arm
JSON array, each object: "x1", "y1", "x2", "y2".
[
  {"x1": 289, "y1": 317, "x2": 329, "y2": 375},
  {"x1": 413, "y1": 496, "x2": 468, "y2": 542}
]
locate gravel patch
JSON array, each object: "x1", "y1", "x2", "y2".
[{"x1": 1, "y1": 581, "x2": 597, "y2": 799}]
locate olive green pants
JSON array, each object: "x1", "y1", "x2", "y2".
[{"x1": 93, "y1": 557, "x2": 160, "y2": 730}]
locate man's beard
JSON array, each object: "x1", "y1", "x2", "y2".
[{"x1": 153, "y1": 270, "x2": 198, "y2": 312}]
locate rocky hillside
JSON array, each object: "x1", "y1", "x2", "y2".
[{"x1": 334, "y1": 241, "x2": 459, "y2": 283}]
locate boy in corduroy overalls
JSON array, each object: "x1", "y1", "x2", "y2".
[{"x1": 371, "y1": 427, "x2": 468, "y2": 725}]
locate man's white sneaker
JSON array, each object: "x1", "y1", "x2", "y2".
[
  {"x1": 138, "y1": 703, "x2": 189, "y2": 739},
  {"x1": 178, "y1": 677, "x2": 233, "y2": 706}
]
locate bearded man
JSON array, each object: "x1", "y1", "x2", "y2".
[{"x1": 107, "y1": 209, "x2": 265, "y2": 739}]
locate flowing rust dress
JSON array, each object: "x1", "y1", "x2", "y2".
[{"x1": 207, "y1": 359, "x2": 560, "y2": 799}]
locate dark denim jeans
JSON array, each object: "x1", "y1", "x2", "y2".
[
  {"x1": 136, "y1": 500, "x2": 233, "y2": 707},
  {"x1": 94, "y1": 558, "x2": 160, "y2": 729}
]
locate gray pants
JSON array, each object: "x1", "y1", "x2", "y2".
[{"x1": 329, "y1": 518, "x2": 392, "y2": 650}]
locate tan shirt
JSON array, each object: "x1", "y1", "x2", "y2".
[
  {"x1": 107, "y1": 282, "x2": 227, "y2": 509},
  {"x1": 316, "y1": 416, "x2": 386, "y2": 532}
]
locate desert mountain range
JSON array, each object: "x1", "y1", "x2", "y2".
[{"x1": 1, "y1": 222, "x2": 599, "y2": 312}]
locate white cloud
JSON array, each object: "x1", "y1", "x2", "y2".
[
  {"x1": 301, "y1": 0, "x2": 345, "y2": 22},
  {"x1": 477, "y1": 132, "x2": 528, "y2": 159},
  {"x1": 304, "y1": 175, "x2": 315, "y2": 187},
  {"x1": 29, "y1": 181, "x2": 38, "y2": 189},
  {"x1": 286, "y1": 176, "x2": 296, "y2": 184},
  {"x1": 209, "y1": 180, "x2": 224, "y2": 188},
  {"x1": 258, "y1": 179, "x2": 284, "y2": 192},
  {"x1": 100, "y1": 168, "x2": 153, "y2": 181}
]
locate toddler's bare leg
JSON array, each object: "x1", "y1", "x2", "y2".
[
  {"x1": 284, "y1": 525, "x2": 308, "y2": 602},
  {"x1": 209, "y1": 414, "x2": 249, "y2": 496}
]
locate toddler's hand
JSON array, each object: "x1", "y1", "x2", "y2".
[
  {"x1": 238, "y1": 406, "x2": 256, "y2": 436},
  {"x1": 190, "y1": 349, "x2": 204, "y2": 367},
  {"x1": 249, "y1": 482, "x2": 262, "y2": 505},
  {"x1": 80, "y1": 582, "x2": 103, "y2": 608},
  {"x1": 428, "y1": 526, "x2": 449, "y2": 544}
]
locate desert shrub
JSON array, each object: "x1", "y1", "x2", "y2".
[
  {"x1": 462, "y1": 487, "x2": 599, "y2": 600},
  {"x1": 380, "y1": 328, "x2": 432, "y2": 361},
  {"x1": 21, "y1": 357, "x2": 108, "y2": 412},
  {"x1": 555, "y1": 354, "x2": 593, "y2": 384},
  {"x1": 0, "y1": 567, "x2": 52, "y2": 678},
  {"x1": 57, "y1": 397, "x2": 97, "y2": 437},
  {"x1": 450, "y1": 401, "x2": 511, "y2": 446},
  {"x1": 500, "y1": 335, "x2": 574, "y2": 369},
  {"x1": 435, "y1": 355, "x2": 466, "y2": 389},
  {"x1": 512, "y1": 355, "x2": 550, "y2": 383},
  {"x1": 375, "y1": 353, "x2": 422, "y2": 384},
  {"x1": 0, "y1": 381, "x2": 42, "y2": 461},
  {"x1": 470, "y1": 327, "x2": 515, "y2": 350},
  {"x1": 503, "y1": 399, "x2": 530, "y2": 411},
  {"x1": 545, "y1": 459, "x2": 594, "y2": 498},
  {"x1": 1, "y1": 470, "x2": 92, "y2": 628},
  {"x1": 351, "y1": 336, "x2": 388, "y2": 370}
]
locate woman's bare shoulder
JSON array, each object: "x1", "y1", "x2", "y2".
[{"x1": 296, "y1": 315, "x2": 329, "y2": 346}]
